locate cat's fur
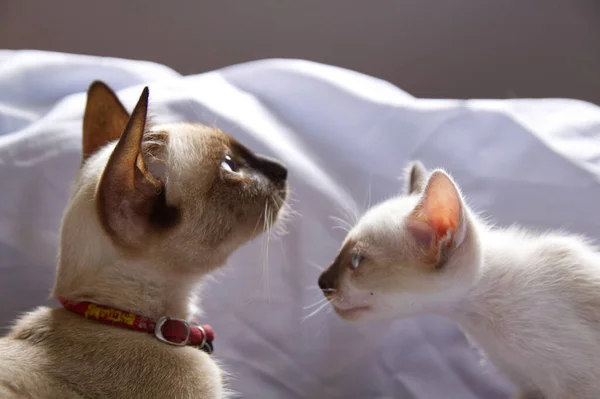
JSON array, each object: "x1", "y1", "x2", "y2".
[
  {"x1": 0, "y1": 82, "x2": 288, "y2": 398},
  {"x1": 319, "y1": 161, "x2": 600, "y2": 399}
]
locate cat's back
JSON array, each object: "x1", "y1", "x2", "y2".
[{"x1": 0, "y1": 306, "x2": 225, "y2": 399}]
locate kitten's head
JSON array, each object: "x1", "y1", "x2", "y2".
[
  {"x1": 53, "y1": 82, "x2": 288, "y2": 298},
  {"x1": 318, "y1": 161, "x2": 482, "y2": 321}
]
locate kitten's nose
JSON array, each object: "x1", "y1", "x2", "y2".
[
  {"x1": 318, "y1": 269, "x2": 336, "y2": 293},
  {"x1": 257, "y1": 155, "x2": 288, "y2": 183}
]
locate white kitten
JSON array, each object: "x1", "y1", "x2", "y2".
[{"x1": 318, "y1": 161, "x2": 600, "y2": 399}]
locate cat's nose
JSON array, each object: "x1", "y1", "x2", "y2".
[{"x1": 256, "y1": 155, "x2": 288, "y2": 183}]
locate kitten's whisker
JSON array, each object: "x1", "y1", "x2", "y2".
[
  {"x1": 340, "y1": 196, "x2": 360, "y2": 225},
  {"x1": 306, "y1": 260, "x2": 325, "y2": 272},
  {"x1": 331, "y1": 225, "x2": 350, "y2": 232},
  {"x1": 329, "y1": 215, "x2": 354, "y2": 232},
  {"x1": 334, "y1": 183, "x2": 361, "y2": 225},
  {"x1": 364, "y1": 181, "x2": 373, "y2": 212},
  {"x1": 303, "y1": 297, "x2": 328, "y2": 310},
  {"x1": 352, "y1": 208, "x2": 360, "y2": 224},
  {"x1": 302, "y1": 300, "x2": 332, "y2": 322}
]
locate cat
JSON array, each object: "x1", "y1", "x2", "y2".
[
  {"x1": 318, "y1": 160, "x2": 600, "y2": 399},
  {"x1": 0, "y1": 81, "x2": 288, "y2": 398}
]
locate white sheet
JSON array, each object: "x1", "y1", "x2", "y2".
[{"x1": 2, "y1": 50, "x2": 600, "y2": 399}]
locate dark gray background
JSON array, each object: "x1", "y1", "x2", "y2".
[{"x1": 1, "y1": 0, "x2": 599, "y2": 104}]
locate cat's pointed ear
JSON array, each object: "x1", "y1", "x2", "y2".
[
  {"x1": 404, "y1": 160, "x2": 428, "y2": 195},
  {"x1": 82, "y1": 81, "x2": 130, "y2": 162},
  {"x1": 406, "y1": 170, "x2": 467, "y2": 267},
  {"x1": 96, "y1": 86, "x2": 164, "y2": 247}
]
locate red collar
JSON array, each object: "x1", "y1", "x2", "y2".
[{"x1": 57, "y1": 297, "x2": 214, "y2": 353}]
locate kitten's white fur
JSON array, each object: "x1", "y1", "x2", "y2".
[{"x1": 321, "y1": 161, "x2": 600, "y2": 399}]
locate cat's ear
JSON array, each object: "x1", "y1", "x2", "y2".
[
  {"x1": 404, "y1": 160, "x2": 428, "y2": 195},
  {"x1": 96, "y1": 86, "x2": 165, "y2": 248},
  {"x1": 406, "y1": 169, "x2": 467, "y2": 267},
  {"x1": 82, "y1": 81, "x2": 130, "y2": 162}
]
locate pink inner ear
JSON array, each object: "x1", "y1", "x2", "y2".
[
  {"x1": 408, "y1": 171, "x2": 462, "y2": 247},
  {"x1": 406, "y1": 219, "x2": 434, "y2": 248},
  {"x1": 425, "y1": 195, "x2": 460, "y2": 240}
]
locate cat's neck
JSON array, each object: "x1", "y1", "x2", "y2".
[{"x1": 53, "y1": 258, "x2": 206, "y2": 321}]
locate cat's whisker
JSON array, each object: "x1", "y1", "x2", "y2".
[
  {"x1": 250, "y1": 201, "x2": 266, "y2": 239},
  {"x1": 282, "y1": 188, "x2": 299, "y2": 204},
  {"x1": 184, "y1": 99, "x2": 200, "y2": 123},
  {"x1": 266, "y1": 194, "x2": 295, "y2": 239},
  {"x1": 277, "y1": 235, "x2": 289, "y2": 272},
  {"x1": 261, "y1": 201, "x2": 272, "y2": 303},
  {"x1": 185, "y1": 98, "x2": 214, "y2": 126},
  {"x1": 256, "y1": 193, "x2": 293, "y2": 303},
  {"x1": 259, "y1": 203, "x2": 267, "y2": 293}
]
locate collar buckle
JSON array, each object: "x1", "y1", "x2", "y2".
[
  {"x1": 196, "y1": 324, "x2": 208, "y2": 351},
  {"x1": 154, "y1": 316, "x2": 190, "y2": 346}
]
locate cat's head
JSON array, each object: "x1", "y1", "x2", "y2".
[
  {"x1": 318, "y1": 161, "x2": 482, "y2": 321},
  {"x1": 53, "y1": 82, "x2": 288, "y2": 299}
]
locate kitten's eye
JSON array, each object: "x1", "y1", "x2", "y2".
[
  {"x1": 221, "y1": 155, "x2": 239, "y2": 173},
  {"x1": 350, "y1": 252, "x2": 363, "y2": 269}
]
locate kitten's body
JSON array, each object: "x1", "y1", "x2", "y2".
[
  {"x1": 460, "y1": 227, "x2": 600, "y2": 398},
  {"x1": 319, "y1": 161, "x2": 600, "y2": 399}
]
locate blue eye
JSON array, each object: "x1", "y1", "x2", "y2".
[
  {"x1": 351, "y1": 252, "x2": 363, "y2": 269},
  {"x1": 221, "y1": 155, "x2": 239, "y2": 173}
]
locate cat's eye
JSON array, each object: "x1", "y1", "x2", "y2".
[
  {"x1": 221, "y1": 155, "x2": 239, "y2": 173},
  {"x1": 350, "y1": 252, "x2": 363, "y2": 269}
]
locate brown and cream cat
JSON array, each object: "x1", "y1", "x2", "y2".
[
  {"x1": 0, "y1": 82, "x2": 288, "y2": 398},
  {"x1": 319, "y1": 161, "x2": 600, "y2": 399}
]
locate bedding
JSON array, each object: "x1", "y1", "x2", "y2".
[{"x1": 2, "y1": 50, "x2": 600, "y2": 398}]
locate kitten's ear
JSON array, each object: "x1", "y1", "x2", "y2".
[
  {"x1": 404, "y1": 161, "x2": 428, "y2": 195},
  {"x1": 96, "y1": 87, "x2": 164, "y2": 247},
  {"x1": 82, "y1": 81, "x2": 130, "y2": 162},
  {"x1": 406, "y1": 170, "x2": 466, "y2": 267}
]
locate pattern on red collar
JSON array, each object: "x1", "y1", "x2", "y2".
[{"x1": 57, "y1": 297, "x2": 214, "y2": 353}]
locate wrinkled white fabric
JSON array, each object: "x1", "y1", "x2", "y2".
[{"x1": 2, "y1": 50, "x2": 600, "y2": 399}]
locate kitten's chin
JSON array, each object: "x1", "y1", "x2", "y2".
[
  {"x1": 335, "y1": 303, "x2": 413, "y2": 323},
  {"x1": 334, "y1": 305, "x2": 373, "y2": 321}
]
